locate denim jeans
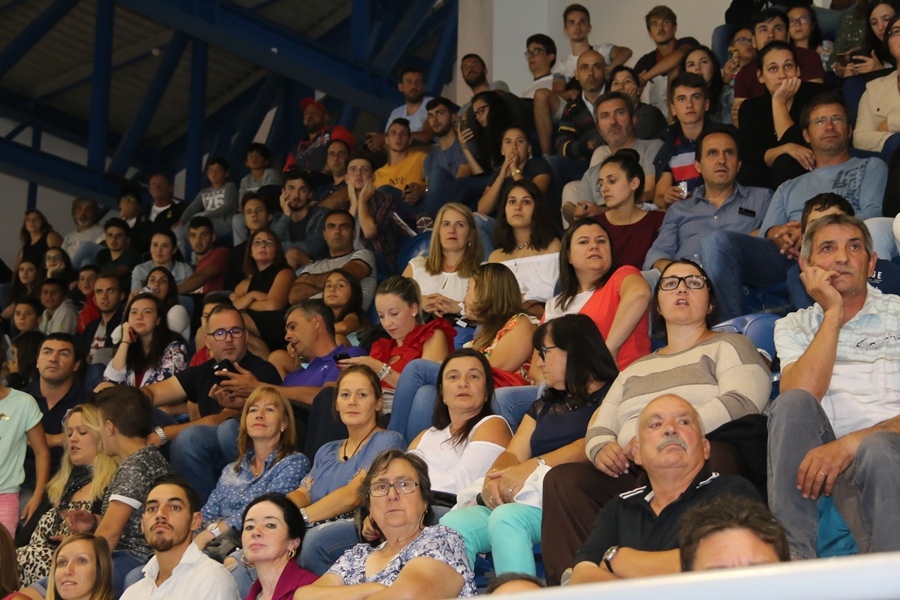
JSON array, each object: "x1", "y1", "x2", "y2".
[
  {"x1": 300, "y1": 518, "x2": 360, "y2": 575},
  {"x1": 492, "y1": 386, "x2": 539, "y2": 434},
  {"x1": 768, "y1": 389, "x2": 900, "y2": 559},
  {"x1": 424, "y1": 165, "x2": 489, "y2": 214},
  {"x1": 388, "y1": 359, "x2": 441, "y2": 444},
  {"x1": 170, "y1": 420, "x2": 239, "y2": 504},
  {"x1": 700, "y1": 230, "x2": 793, "y2": 321},
  {"x1": 440, "y1": 503, "x2": 543, "y2": 575}
]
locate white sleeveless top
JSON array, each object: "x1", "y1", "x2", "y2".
[
  {"x1": 500, "y1": 252, "x2": 560, "y2": 302},
  {"x1": 410, "y1": 414, "x2": 510, "y2": 494},
  {"x1": 408, "y1": 256, "x2": 469, "y2": 303}
]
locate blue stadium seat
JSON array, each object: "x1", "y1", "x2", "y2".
[
  {"x1": 712, "y1": 313, "x2": 782, "y2": 396},
  {"x1": 396, "y1": 232, "x2": 432, "y2": 275}
]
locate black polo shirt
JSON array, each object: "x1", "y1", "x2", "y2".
[
  {"x1": 174, "y1": 351, "x2": 282, "y2": 417},
  {"x1": 575, "y1": 468, "x2": 761, "y2": 565}
]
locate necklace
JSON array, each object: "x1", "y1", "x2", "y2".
[
  {"x1": 516, "y1": 240, "x2": 531, "y2": 250},
  {"x1": 342, "y1": 424, "x2": 378, "y2": 461}
]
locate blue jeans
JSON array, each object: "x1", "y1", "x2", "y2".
[
  {"x1": 492, "y1": 385, "x2": 539, "y2": 434},
  {"x1": 300, "y1": 518, "x2": 360, "y2": 575},
  {"x1": 544, "y1": 155, "x2": 587, "y2": 189},
  {"x1": 70, "y1": 242, "x2": 103, "y2": 268},
  {"x1": 388, "y1": 359, "x2": 441, "y2": 444},
  {"x1": 170, "y1": 420, "x2": 239, "y2": 503},
  {"x1": 700, "y1": 231, "x2": 792, "y2": 322},
  {"x1": 768, "y1": 389, "x2": 900, "y2": 559},
  {"x1": 440, "y1": 503, "x2": 543, "y2": 575},
  {"x1": 424, "y1": 165, "x2": 489, "y2": 214}
]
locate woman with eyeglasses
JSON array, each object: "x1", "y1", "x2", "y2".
[
  {"x1": 788, "y1": 6, "x2": 832, "y2": 71},
  {"x1": 302, "y1": 449, "x2": 476, "y2": 600},
  {"x1": 16, "y1": 405, "x2": 119, "y2": 587},
  {"x1": 854, "y1": 14, "x2": 900, "y2": 153},
  {"x1": 440, "y1": 314, "x2": 619, "y2": 578},
  {"x1": 539, "y1": 259, "x2": 772, "y2": 583},
  {"x1": 231, "y1": 227, "x2": 296, "y2": 355}
]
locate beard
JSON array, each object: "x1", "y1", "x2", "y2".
[{"x1": 147, "y1": 526, "x2": 190, "y2": 552}]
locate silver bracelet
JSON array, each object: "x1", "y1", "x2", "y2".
[
  {"x1": 153, "y1": 426, "x2": 169, "y2": 446},
  {"x1": 300, "y1": 507, "x2": 309, "y2": 524},
  {"x1": 377, "y1": 363, "x2": 392, "y2": 380}
]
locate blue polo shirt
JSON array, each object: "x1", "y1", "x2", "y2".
[{"x1": 283, "y1": 345, "x2": 366, "y2": 388}]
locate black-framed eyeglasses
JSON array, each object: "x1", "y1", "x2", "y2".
[
  {"x1": 369, "y1": 479, "x2": 419, "y2": 497},
  {"x1": 523, "y1": 48, "x2": 546, "y2": 58},
  {"x1": 659, "y1": 275, "x2": 708, "y2": 291},
  {"x1": 538, "y1": 345, "x2": 558, "y2": 361},
  {"x1": 207, "y1": 327, "x2": 246, "y2": 341}
]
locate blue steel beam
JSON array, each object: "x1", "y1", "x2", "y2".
[
  {"x1": 108, "y1": 32, "x2": 189, "y2": 176},
  {"x1": 225, "y1": 73, "x2": 283, "y2": 176},
  {"x1": 27, "y1": 122, "x2": 41, "y2": 209},
  {"x1": 112, "y1": 0, "x2": 398, "y2": 116},
  {"x1": 372, "y1": 0, "x2": 434, "y2": 72},
  {"x1": 88, "y1": 0, "x2": 114, "y2": 172},
  {"x1": 350, "y1": 0, "x2": 369, "y2": 60},
  {"x1": 0, "y1": 0, "x2": 80, "y2": 77},
  {"x1": 425, "y1": 1, "x2": 457, "y2": 93},
  {"x1": 0, "y1": 137, "x2": 122, "y2": 205},
  {"x1": 185, "y1": 38, "x2": 208, "y2": 202}
]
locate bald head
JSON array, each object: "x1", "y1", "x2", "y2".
[
  {"x1": 635, "y1": 394, "x2": 709, "y2": 471},
  {"x1": 576, "y1": 50, "x2": 606, "y2": 94}
]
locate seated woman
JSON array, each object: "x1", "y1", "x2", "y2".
[
  {"x1": 544, "y1": 218, "x2": 650, "y2": 371},
  {"x1": 131, "y1": 266, "x2": 191, "y2": 341},
  {"x1": 737, "y1": 41, "x2": 827, "y2": 190},
  {"x1": 469, "y1": 91, "x2": 513, "y2": 174},
  {"x1": 195, "y1": 386, "x2": 310, "y2": 555},
  {"x1": 42, "y1": 533, "x2": 114, "y2": 600},
  {"x1": 540, "y1": 259, "x2": 772, "y2": 583},
  {"x1": 96, "y1": 293, "x2": 188, "y2": 390},
  {"x1": 232, "y1": 227, "x2": 295, "y2": 355},
  {"x1": 17, "y1": 209, "x2": 63, "y2": 276},
  {"x1": 286, "y1": 366, "x2": 406, "y2": 576},
  {"x1": 854, "y1": 13, "x2": 900, "y2": 155},
  {"x1": 402, "y1": 203, "x2": 482, "y2": 320},
  {"x1": 788, "y1": 5, "x2": 832, "y2": 71},
  {"x1": 440, "y1": 314, "x2": 619, "y2": 577},
  {"x1": 390, "y1": 263, "x2": 537, "y2": 440},
  {"x1": 593, "y1": 150, "x2": 665, "y2": 271},
  {"x1": 240, "y1": 493, "x2": 318, "y2": 600},
  {"x1": 323, "y1": 269, "x2": 368, "y2": 345},
  {"x1": 6, "y1": 330, "x2": 44, "y2": 391},
  {"x1": 477, "y1": 126, "x2": 552, "y2": 217},
  {"x1": 1, "y1": 260, "x2": 39, "y2": 323},
  {"x1": 16, "y1": 405, "x2": 118, "y2": 587},
  {"x1": 487, "y1": 179, "x2": 560, "y2": 316},
  {"x1": 303, "y1": 449, "x2": 477, "y2": 600},
  {"x1": 130, "y1": 230, "x2": 193, "y2": 292},
  {"x1": 681, "y1": 45, "x2": 736, "y2": 125},
  {"x1": 836, "y1": 0, "x2": 895, "y2": 77}
]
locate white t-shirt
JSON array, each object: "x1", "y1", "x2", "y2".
[
  {"x1": 552, "y1": 43, "x2": 615, "y2": 79},
  {"x1": 385, "y1": 97, "x2": 435, "y2": 133},
  {"x1": 521, "y1": 73, "x2": 566, "y2": 99},
  {"x1": 544, "y1": 289, "x2": 593, "y2": 321}
]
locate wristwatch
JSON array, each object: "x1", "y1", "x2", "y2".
[
  {"x1": 206, "y1": 522, "x2": 222, "y2": 538},
  {"x1": 536, "y1": 456, "x2": 547, "y2": 467},
  {"x1": 603, "y1": 545, "x2": 620, "y2": 573},
  {"x1": 300, "y1": 507, "x2": 309, "y2": 524},
  {"x1": 153, "y1": 426, "x2": 168, "y2": 446}
]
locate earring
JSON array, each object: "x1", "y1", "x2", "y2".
[
  {"x1": 240, "y1": 553, "x2": 254, "y2": 569},
  {"x1": 287, "y1": 548, "x2": 296, "y2": 559}
]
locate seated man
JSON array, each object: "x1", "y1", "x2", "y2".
[
  {"x1": 365, "y1": 67, "x2": 434, "y2": 152},
  {"x1": 38, "y1": 278, "x2": 77, "y2": 335},
  {"x1": 644, "y1": 125, "x2": 773, "y2": 277},
  {"x1": 373, "y1": 118, "x2": 430, "y2": 226},
  {"x1": 141, "y1": 304, "x2": 282, "y2": 502},
  {"x1": 567, "y1": 395, "x2": 760, "y2": 585},
  {"x1": 177, "y1": 216, "x2": 230, "y2": 297},
  {"x1": 652, "y1": 72, "x2": 713, "y2": 210},
  {"x1": 634, "y1": 5, "x2": 698, "y2": 120},
  {"x1": 284, "y1": 97, "x2": 352, "y2": 175},
  {"x1": 788, "y1": 194, "x2": 900, "y2": 310},
  {"x1": 95, "y1": 218, "x2": 141, "y2": 292},
  {"x1": 78, "y1": 272, "x2": 125, "y2": 388},
  {"x1": 288, "y1": 209, "x2": 376, "y2": 309},
  {"x1": 769, "y1": 213, "x2": 900, "y2": 559},
  {"x1": 562, "y1": 91, "x2": 663, "y2": 225},
  {"x1": 121, "y1": 475, "x2": 239, "y2": 599},
  {"x1": 176, "y1": 156, "x2": 238, "y2": 240},
  {"x1": 278, "y1": 167, "x2": 329, "y2": 271},
  {"x1": 608, "y1": 66, "x2": 668, "y2": 141},
  {"x1": 62, "y1": 197, "x2": 105, "y2": 268},
  {"x1": 679, "y1": 495, "x2": 790, "y2": 571},
  {"x1": 311, "y1": 137, "x2": 353, "y2": 207},
  {"x1": 703, "y1": 93, "x2": 888, "y2": 321},
  {"x1": 238, "y1": 142, "x2": 281, "y2": 200},
  {"x1": 549, "y1": 49, "x2": 607, "y2": 187}
]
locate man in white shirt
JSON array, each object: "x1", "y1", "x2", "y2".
[
  {"x1": 63, "y1": 197, "x2": 106, "y2": 268},
  {"x1": 121, "y1": 475, "x2": 239, "y2": 599},
  {"x1": 365, "y1": 67, "x2": 434, "y2": 151}
]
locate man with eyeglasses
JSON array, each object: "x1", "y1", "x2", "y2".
[
  {"x1": 141, "y1": 304, "x2": 281, "y2": 502},
  {"x1": 732, "y1": 8, "x2": 825, "y2": 115},
  {"x1": 702, "y1": 93, "x2": 889, "y2": 321}
]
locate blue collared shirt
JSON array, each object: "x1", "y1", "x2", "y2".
[{"x1": 643, "y1": 183, "x2": 773, "y2": 270}]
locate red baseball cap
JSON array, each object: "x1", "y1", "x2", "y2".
[
  {"x1": 301, "y1": 97, "x2": 327, "y2": 114},
  {"x1": 329, "y1": 125, "x2": 356, "y2": 151}
]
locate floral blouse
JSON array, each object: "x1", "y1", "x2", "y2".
[
  {"x1": 327, "y1": 525, "x2": 477, "y2": 597},
  {"x1": 102, "y1": 340, "x2": 188, "y2": 387}
]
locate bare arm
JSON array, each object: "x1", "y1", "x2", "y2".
[
  {"x1": 142, "y1": 376, "x2": 188, "y2": 408},
  {"x1": 300, "y1": 574, "x2": 386, "y2": 600},
  {"x1": 368, "y1": 557, "x2": 465, "y2": 600},
  {"x1": 483, "y1": 316, "x2": 536, "y2": 373},
  {"x1": 247, "y1": 269, "x2": 295, "y2": 311},
  {"x1": 23, "y1": 424, "x2": 51, "y2": 522},
  {"x1": 607, "y1": 45, "x2": 633, "y2": 74},
  {"x1": 639, "y1": 45, "x2": 690, "y2": 83},
  {"x1": 604, "y1": 273, "x2": 651, "y2": 359},
  {"x1": 94, "y1": 500, "x2": 134, "y2": 551},
  {"x1": 178, "y1": 262, "x2": 225, "y2": 295}
]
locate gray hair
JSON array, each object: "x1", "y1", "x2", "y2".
[{"x1": 800, "y1": 213, "x2": 872, "y2": 262}]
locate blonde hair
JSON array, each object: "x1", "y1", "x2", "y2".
[
  {"x1": 235, "y1": 385, "x2": 296, "y2": 472},
  {"x1": 46, "y1": 534, "x2": 114, "y2": 600},
  {"x1": 467, "y1": 263, "x2": 526, "y2": 350},
  {"x1": 47, "y1": 405, "x2": 119, "y2": 505},
  {"x1": 424, "y1": 203, "x2": 483, "y2": 277}
]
